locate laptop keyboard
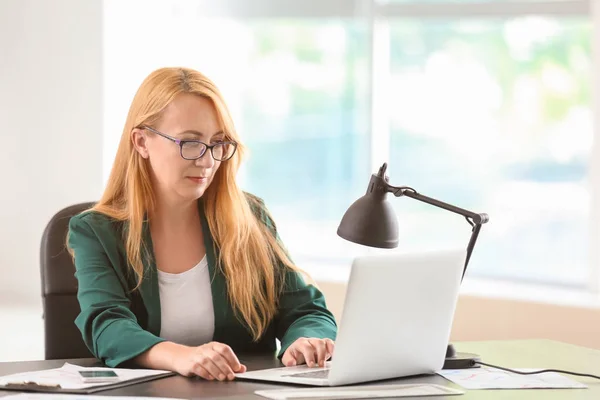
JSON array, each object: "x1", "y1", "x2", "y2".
[{"x1": 286, "y1": 369, "x2": 330, "y2": 379}]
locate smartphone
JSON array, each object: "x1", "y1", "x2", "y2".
[{"x1": 78, "y1": 370, "x2": 120, "y2": 383}]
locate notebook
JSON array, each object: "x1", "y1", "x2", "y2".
[{"x1": 0, "y1": 363, "x2": 174, "y2": 394}]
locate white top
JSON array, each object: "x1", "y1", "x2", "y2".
[{"x1": 158, "y1": 255, "x2": 215, "y2": 346}]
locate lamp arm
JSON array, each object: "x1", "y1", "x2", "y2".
[
  {"x1": 386, "y1": 184, "x2": 488, "y2": 280},
  {"x1": 393, "y1": 188, "x2": 489, "y2": 225},
  {"x1": 373, "y1": 162, "x2": 489, "y2": 224}
]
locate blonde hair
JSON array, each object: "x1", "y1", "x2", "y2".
[{"x1": 72, "y1": 67, "x2": 300, "y2": 340}]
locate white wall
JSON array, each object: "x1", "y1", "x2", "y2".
[{"x1": 0, "y1": 0, "x2": 104, "y2": 306}]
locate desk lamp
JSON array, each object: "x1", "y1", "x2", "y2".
[{"x1": 337, "y1": 162, "x2": 489, "y2": 369}]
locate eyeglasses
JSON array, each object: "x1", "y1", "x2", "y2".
[{"x1": 141, "y1": 126, "x2": 237, "y2": 161}]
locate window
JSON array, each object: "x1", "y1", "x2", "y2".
[
  {"x1": 235, "y1": 21, "x2": 374, "y2": 272},
  {"x1": 104, "y1": 0, "x2": 595, "y2": 289},
  {"x1": 386, "y1": 18, "x2": 592, "y2": 286}
]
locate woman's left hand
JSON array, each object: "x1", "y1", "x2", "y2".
[{"x1": 282, "y1": 337, "x2": 335, "y2": 368}]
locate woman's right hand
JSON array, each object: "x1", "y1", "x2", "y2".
[{"x1": 175, "y1": 341, "x2": 247, "y2": 381}]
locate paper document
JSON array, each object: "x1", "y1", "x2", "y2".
[
  {"x1": 0, "y1": 362, "x2": 173, "y2": 393},
  {"x1": 254, "y1": 384, "x2": 464, "y2": 399},
  {"x1": 438, "y1": 366, "x2": 588, "y2": 389},
  {"x1": 1, "y1": 395, "x2": 185, "y2": 400}
]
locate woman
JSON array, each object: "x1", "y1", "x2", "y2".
[{"x1": 67, "y1": 67, "x2": 337, "y2": 381}]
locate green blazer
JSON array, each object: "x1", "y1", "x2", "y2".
[{"x1": 68, "y1": 197, "x2": 337, "y2": 367}]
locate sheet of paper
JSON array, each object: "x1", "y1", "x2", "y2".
[
  {"x1": 1, "y1": 394, "x2": 184, "y2": 400},
  {"x1": 0, "y1": 363, "x2": 171, "y2": 390},
  {"x1": 254, "y1": 383, "x2": 464, "y2": 399},
  {"x1": 437, "y1": 366, "x2": 588, "y2": 389}
]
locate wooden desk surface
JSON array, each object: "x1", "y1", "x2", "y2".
[{"x1": 1, "y1": 339, "x2": 599, "y2": 399}]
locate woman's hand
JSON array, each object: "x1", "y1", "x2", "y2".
[
  {"x1": 175, "y1": 341, "x2": 247, "y2": 381},
  {"x1": 282, "y1": 338, "x2": 335, "y2": 368}
]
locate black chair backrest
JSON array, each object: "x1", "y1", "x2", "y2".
[{"x1": 40, "y1": 202, "x2": 95, "y2": 360}]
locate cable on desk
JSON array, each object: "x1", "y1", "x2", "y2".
[{"x1": 475, "y1": 361, "x2": 600, "y2": 381}]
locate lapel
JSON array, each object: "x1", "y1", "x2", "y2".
[
  {"x1": 139, "y1": 220, "x2": 161, "y2": 336},
  {"x1": 137, "y1": 200, "x2": 229, "y2": 339}
]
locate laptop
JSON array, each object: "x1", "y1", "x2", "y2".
[{"x1": 235, "y1": 249, "x2": 466, "y2": 387}]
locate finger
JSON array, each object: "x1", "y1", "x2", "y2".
[
  {"x1": 282, "y1": 348, "x2": 297, "y2": 367},
  {"x1": 212, "y1": 343, "x2": 245, "y2": 374},
  {"x1": 325, "y1": 339, "x2": 335, "y2": 359},
  {"x1": 198, "y1": 354, "x2": 229, "y2": 381},
  {"x1": 207, "y1": 350, "x2": 236, "y2": 380},
  {"x1": 192, "y1": 364, "x2": 214, "y2": 381},
  {"x1": 296, "y1": 340, "x2": 317, "y2": 368},
  {"x1": 283, "y1": 346, "x2": 303, "y2": 367},
  {"x1": 309, "y1": 339, "x2": 328, "y2": 367}
]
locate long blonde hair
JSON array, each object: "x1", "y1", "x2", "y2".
[{"x1": 75, "y1": 67, "x2": 300, "y2": 340}]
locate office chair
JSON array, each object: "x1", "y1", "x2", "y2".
[{"x1": 40, "y1": 202, "x2": 95, "y2": 360}]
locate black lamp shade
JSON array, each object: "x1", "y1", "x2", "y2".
[{"x1": 337, "y1": 190, "x2": 399, "y2": 249}]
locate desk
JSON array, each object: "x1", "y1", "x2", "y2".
[{"x1": 1, "y1": 340, "x2": 599, "y2": 399}]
